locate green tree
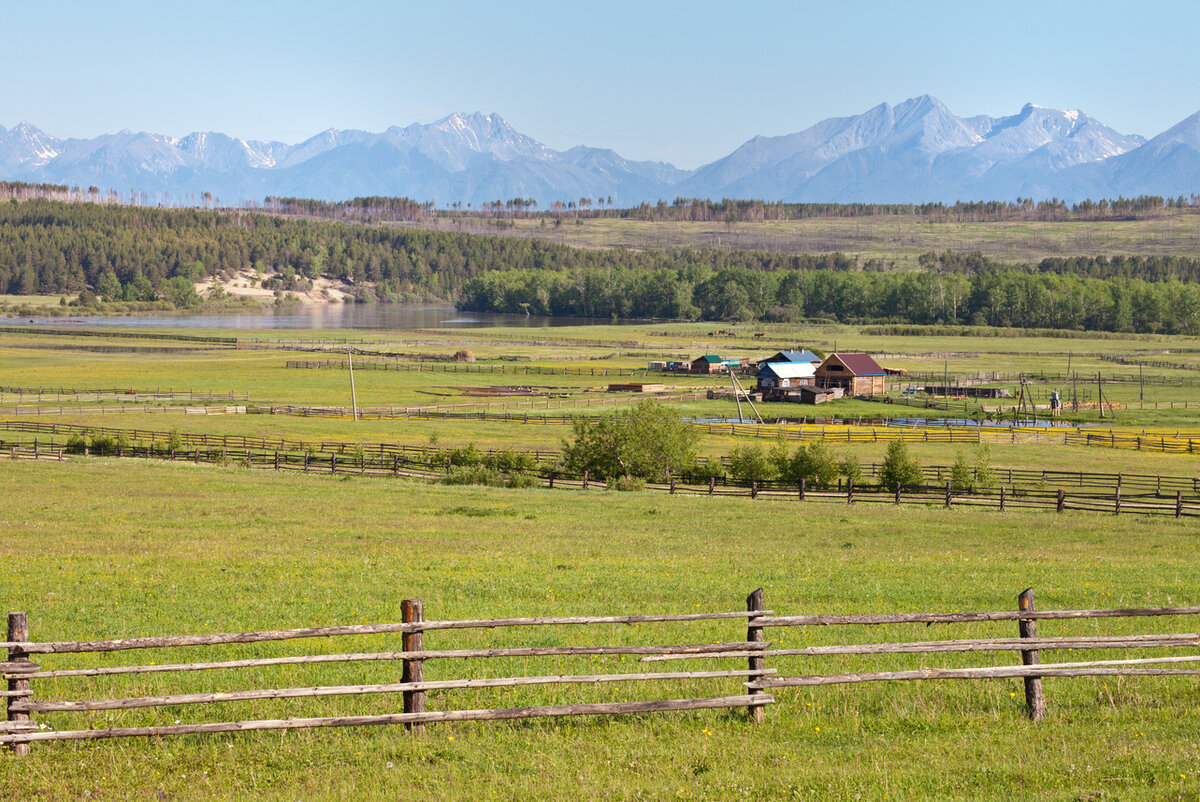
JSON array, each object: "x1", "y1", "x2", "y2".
[
  {"x1": 562, "y1": 401, "x2": 698, "y2": 482},
  {"x1": 728, "y1": 444, "x2": 776, "y2": 483},
  {"x1": 879, "y1": 440, "x2": 923, "y2": 488}
]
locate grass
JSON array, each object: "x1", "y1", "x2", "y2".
[
  {"x1": 2, "y1": 321, "x2": 1200, "y2": 797},
  {"x1": 412, "y1": 209, "x2": 1200, "y2": 267},
  {"x1": 3, "y1": 457, "x2": 1200, "y2": 799}
]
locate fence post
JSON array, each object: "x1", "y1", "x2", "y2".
[
  {"x1": 798, "y1": 478, "x2": 805, "y2": 502},
  {"x1": 1017, "y1": 589, "x2": 1046, "y2": 721},
  {"x1": 945, "y1": 480, "x2": 952, "y2": 509},
  {"x1": 894, "y1": 481, "x2": 901, "y2": 505},
  {"x1": 331, "y1": 453, "x2": 337, "y2": 474},
  {"x1": 1114, "y1": 476, "x2": 1122, "y2": 515},
  {"x1": 708, "y1": 477, "x2": 715, "y2": 496},
  {"x1": 7, "y1": 611, "x2": 32, "y2": 756},
  {"x1": 751, "y1": 481, "x2": 759, "y2": 500},
  {"x1": 401, "y1": 599, "x2": 426, "y2": 734},
  {"x1": 1177, "y1": 490, "x2": 1184, "y2": 519},
  {"x1": 669, "y1": 478, "x2": 676, "y2": 495},
  {"x1": 846, "y1": 478, "x2": 853, "y2": 505},
  {"x1": 582, "y1": 471, "x2": 589, "y2": 490},
  {"x1": 1057, "y1": 489, "x2": 1065, "y2": 513},
  {"x1": 999, "y1": 486, "x2": 1006, "y2": 512},
  {"x1": 746, "y1": 589, "x2": 766, "y2": 724}
]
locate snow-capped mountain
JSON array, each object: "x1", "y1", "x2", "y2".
[{"x1": 0, "y1": 100, "x2": 1196, "y2": 206}]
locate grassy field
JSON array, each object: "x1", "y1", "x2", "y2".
[
  {"x1": 412, "y1": 209, "x2": 1200, "y2": 267},
  {"x1": 2, "y1": 321, "x2": 1200, "y2": 798},
  {"x1": 3, "y1": 458, "x2": 1200, "y2": 799}
]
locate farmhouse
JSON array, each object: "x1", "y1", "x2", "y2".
[
  {"x1": 690, "y1": 355, "x2": 743, "y2": 374},
  {"x1": 755, "y1": 361, "x2": 816, "y2": 401},
  {"x1": 815, "y1": 353, "x2": 887, "y2": 397},
  {"x1": 758, "y1": 349, "x2": 822, "y2": 370}
]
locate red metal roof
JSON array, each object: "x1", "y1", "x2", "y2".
[{"x1": 827, "y1": 353, "x2": 885, "y2": 376}]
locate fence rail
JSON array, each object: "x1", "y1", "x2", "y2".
[
  {"x1": 0, "y1": 387, "x2": 248, "y2": 403},
  {"x1": 2, "y1": 420, "x2": 1197, "y2": 495},
  {"x1": 3, "y1": 436, "x2": 1197, "y2": 518},
  {"x1": 6, "y1": 589, "x2": 1199, "y2": 751}
]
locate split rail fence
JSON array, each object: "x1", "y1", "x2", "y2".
[
  {"x1": 6, "y1": 589, "x2": 1200, "y2": 754},
  {"x1": 3, "y1": 419, "x2": 1199, "y2": 497},
  {"x1": 2, "y1": 435, "x2": 1197, "y2": 519}
]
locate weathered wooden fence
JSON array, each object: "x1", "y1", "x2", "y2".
[
  {"x1": 1, "y1": 603, "x2": 774, "y2": 754},
  {"x1": 3, "y1": 436, "x2": 1198, "y2": 518},
  {"x1": 6, "y1": 589, "x2": 1199, "y2": 753},
  {"x1": 2, "y1": 419, "x2": 1198, "y2": 497},
  {"x1": 0, "y1": 387, "x2": 248, "y2": 403}
]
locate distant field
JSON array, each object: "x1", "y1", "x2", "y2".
[{"x1": 410, "y1": 210, "x2": 1200, "y2": 267}]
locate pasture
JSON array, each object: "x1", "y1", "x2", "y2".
[{"x1": 2, "y1": 320, "x2": 1200, "y2": 799}]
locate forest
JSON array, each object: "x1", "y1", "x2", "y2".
[{"x1": 1, "y1": 197, "x2": 1199, "y2": 333}]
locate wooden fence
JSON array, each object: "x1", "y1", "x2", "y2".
[
  {"x1": 285, "y1": 360, "x2": 660, "y2": 377},
  {"x1": 0, "y1": 387, "x2": 248, "y2": 403},
  {"x1": 3, "y1": 436, "x2": 1197, "y2": 518},
  {"x1": 3, "y1": 420, "x2": 1198, "y2": 497},
  {"x1": 6, "y1": 589, "x2": 1199, "y2": 753},
  {"x1": 1, "y1": 603, "x2": 774, "y2": 754}
]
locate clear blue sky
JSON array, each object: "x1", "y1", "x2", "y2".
[{"x1": 3, "y1": 0, "x2": 1197, "y2": 169}]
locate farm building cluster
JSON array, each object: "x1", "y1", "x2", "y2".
[{"x1": 651, "y1": 349, "x2": 895, "y2": 404}]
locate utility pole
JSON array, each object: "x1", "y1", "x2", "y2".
[
  {"x1": 1097, "y1": 372, "x2": 1104, "y2": 419},
  {"x1": 348, "y1": 347, "x2": 359, "y2": 422}
]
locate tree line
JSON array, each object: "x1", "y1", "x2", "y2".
[{"x1": 2, "y1": 198, "x2": 1200, "y2": 333}]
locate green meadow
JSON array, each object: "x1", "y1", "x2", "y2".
[{"x1": 2, "y1": 321, "x2": 1200, "y2": 799}]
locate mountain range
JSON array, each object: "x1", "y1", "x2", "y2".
[{"x1": 1, "y1": 96, "x2": 1198, "y2": 207}]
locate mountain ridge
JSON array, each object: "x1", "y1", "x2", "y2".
[{"x1": 1, "y1": 98, "x2": 1196, "y2": 206}]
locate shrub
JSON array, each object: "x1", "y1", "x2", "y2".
[
  {"x1": 64, "y1": 434, "x2": 87, "y2": 454},
  {"x1": 485, "y1": 447, "x2": 536, "y2": 473},
  {"x1": 840, "y1": 456, "x2": 864, "y2": 486},
  {"x1": 683, "y1": 456, "x2": 726, "y2": 483},
  {"x1": 506, "y1": 471, "x2": 539, "y2": 489},
  {"x1": 562, "y1": 401, "x2": 698, "y2": 482},
  {"x1": 446, "y1": 443, "x2": 482, "y2": 467},
  {"x1": 441, "y1": 465, "x2": 502, "y2": 487},
  {"x1": 728, "y1": 444, "x2": 776, "y2": 484},
  {"x1": 879, "y1": 440, "x2": 923, "y2": 488},
  {"x1": 790, "y1": 440, "x2": 841, "y2": 486},
  {"x1": 607, "y1": 475, "x2": 646, "y2": 492}
]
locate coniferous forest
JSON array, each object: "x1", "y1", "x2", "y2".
[{"x1": 2, "y1": 197, "x2": 1200, "y2": 333}]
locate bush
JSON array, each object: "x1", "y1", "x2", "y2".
[
  {"x1": 562, "y1": 401, "x2": 698, "y2": 482},
  {"x1": 64, "y1": 434, "x2": 87, "y2": 454},
  {"x1": 683, "y1": 456, "x2": 726, "y2": 483},
  {"x1": 607, "y1": 475, "x2": 646, "y2": 492},
  {"x1": 789, "y1": 440, "x2": 841, "y2": 486},
  {"x1": 485, "y1": 447, "x2": 536, "y2": 473},
  {"x1": 445, "y1": 443, "x2": 482, "y2": 467},
  {"x1": 441, "y1": 465, "x2": 502, "y2": 487},
  {"x1": 840, "y1": 456, "x2": 864, "y2": 486},
  {"x1": 879, "y1": 440, "x2": 923, "y2": 488},
  {"x1": 728, "y1": 444, "x2": 776, "y2": 483},
  {"x1": 506, "y1": 471, "x2": 539, "y2": 489}
]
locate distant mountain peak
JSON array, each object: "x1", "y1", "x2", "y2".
[{"x1": 0, "y1": 99, "x2": 1195, "y2": 205}]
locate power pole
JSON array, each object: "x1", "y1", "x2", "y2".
[
  {"x1": 1097, "y1": 372, "x2": 1104, "y2": 419},
  {"x1": 348, "y1": 347, "x2": 359, "y2": 422}
]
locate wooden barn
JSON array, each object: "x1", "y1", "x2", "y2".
[
  {"x1": 755, "y1": 361, "x2": 816, "y2": 400},
  {"x1": 690, "y1": 355, "x2": 743, "y2": 374},
  {"x1": 815, "y1": 353, "x2": 887, "y2": 397}
]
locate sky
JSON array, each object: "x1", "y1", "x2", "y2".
[{"x1": 3, "y1": 0, "x2": 1198, "y2": 169}]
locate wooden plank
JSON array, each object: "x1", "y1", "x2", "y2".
[
  {"x1": 0, "y1": 694, "x2": 777, "y2": 744},
  {"x1": 18, "y1": 642, "x2": 770, "y2": 679},
  {"x1": 3, "y1": 612, "x2": 774, "y2": 654},
  {"x1": 641, "y1": 633, "x2": 1200, "y2": 660},
  {"x1": 755, "y1": 605, "x2": 1200, "y2": 628},
  {"x1": 753, "y1": 654, "x2": 1200, "y2": 687},
  {"x1": 13, "y1": 669, "x2": 776, "y2": 713}
]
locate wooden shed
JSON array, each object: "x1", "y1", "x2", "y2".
[
  {"x1": 815, "y1": 353, "x2": 887, "y2": 397},
  {"x1": 690, "y1": 355, "x2": 727, "y2": 374}
]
